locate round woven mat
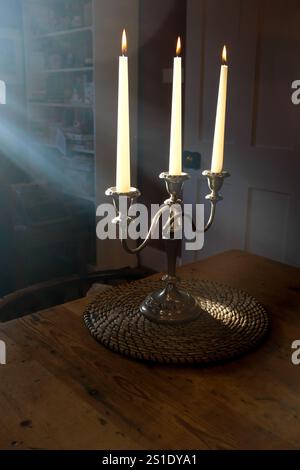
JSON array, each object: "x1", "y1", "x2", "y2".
[{"x1": 83, "y1": 279, "x2": 269, "y2": 364}]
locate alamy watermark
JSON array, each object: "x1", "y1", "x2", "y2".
[
  {"x1": 96, "y1": 201, "x2": 205, "y2": 251},
  {"x1": 291, "y1": 340, "x2": 300, "y2": 365},
  {"x1": 0, "y1": 340, "x2": 6, "y2": 365}
]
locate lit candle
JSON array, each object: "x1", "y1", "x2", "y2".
[
  {"x1": 169, "y1": 37, "x2": 182, "y2": 176},
  {"x1": 211, "y1": 45, "x2": 228, "y2": 173},
  {"x1": 116, "y1": 29, "x2": 131, "y2": 193}
]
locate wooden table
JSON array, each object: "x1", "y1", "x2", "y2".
[{"x1": 0, "y1": 250, "x2": 300, "y2": 450}]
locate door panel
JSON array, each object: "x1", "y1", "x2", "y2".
[{"x1": 245, "y1": 188, "x2": 290, "y2": 262}]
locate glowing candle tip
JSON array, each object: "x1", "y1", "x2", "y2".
[
  {"x1": 222, "y1": 45, "x2": 227, "y2": 64},
  {"x1": 176, "y1": 37, "x2": 181, "y2": 56},
  {"x1": 122, "y1": 29, "x2": 127, "y2": 55}
]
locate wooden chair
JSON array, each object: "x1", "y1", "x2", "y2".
[{"x1": 0, "y1": 267, "x2": 153, "y2": 322}]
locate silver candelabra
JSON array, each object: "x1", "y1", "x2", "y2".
[{"x1": 106, "y1": 169, "x2": 229, "y2": 324}]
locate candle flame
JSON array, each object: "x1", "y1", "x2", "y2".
[
  {"x1": 176, "y1": 36, "x2": 181, "y2": 56},
  {"x1": 222, "y1": 45, "x2": 227, "y2": 64},
  {"x1": 122, "y1": 29, "x2": 127, "y2": 55}
]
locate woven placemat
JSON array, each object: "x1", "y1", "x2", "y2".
[{"x1": 83, "y1": 279, "x2": 269, "y2": 364}]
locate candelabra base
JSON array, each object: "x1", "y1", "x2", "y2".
[{"x1": 140, "y1": 281, "x2": 203, "y2": 324}]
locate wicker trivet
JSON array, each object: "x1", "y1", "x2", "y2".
[{"x1": 83, "y1": 279, "x2": 269, "y2": 364}]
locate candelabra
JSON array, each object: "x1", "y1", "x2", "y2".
[{"x1": 105, "y1": 169, "x2": 229, "y2": 324}]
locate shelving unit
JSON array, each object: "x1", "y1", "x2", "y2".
[{"x1": 22, "y1": 0, "x2": 95, "y2": 202}]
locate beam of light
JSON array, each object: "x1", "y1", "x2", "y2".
[
  {"x1": 0, "y1": 95, "x2": 70, "y2": 190},
  {"x1": 0, "y1": 72, "x2": 118, "y2": 202}
]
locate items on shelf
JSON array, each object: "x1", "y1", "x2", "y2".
[
  {"x1": 30, "y1": 0, "x2": 93, "y2": 36},
  {"x1": 55, "y1": 127, "x2": 94, "y2": 156},
  {"x1": 30, "y1": 72, "x2": 94, "y2": 106},
  {"x1": 44, "y1": 32, "x2": 93, "y2": 70}
]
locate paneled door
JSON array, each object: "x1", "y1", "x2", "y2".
[{"x1": 183, "y1": 0, "x2": 300, "y2": 267}]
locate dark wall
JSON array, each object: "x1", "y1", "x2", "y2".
[{"x1": 137, "y1": 0, "x2": 187, "y2": 220}]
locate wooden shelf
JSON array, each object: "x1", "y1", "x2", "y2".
[
  {"x1": 29, "y1": 102, "x2": 93, "y2": 109},
  {"x1": 44, "y1": 67, "x2": 93, "y2": 74},
  {"x1": 70, "y1": 148, "x2": 94, "y2": 155},
  {"x1": 35, "y1": 26, "x2": 92, "y2": 39}
]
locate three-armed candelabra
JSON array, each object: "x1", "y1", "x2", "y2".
[{"x1": 106, "y1": 169, "x2": 229, "y2": 324}]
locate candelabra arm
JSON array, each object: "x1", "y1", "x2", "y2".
[
  {"x1": 204, "y1": 200, "x2": 217, "y2": 232},
  {"x1": 121, "y1": 204, "x2": 171, "y2": 254},
  {"x1": 202, "y1": 170, "x2": 230, "y2": 233},
  {"x1": 105, "y1": 185, "x2": 180, "y2": 255}
]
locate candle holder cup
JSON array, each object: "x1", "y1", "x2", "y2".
[
  {"x1": 105, "y1": 187, "x2": 141, "y2": 224},
  {"x1": 105, "y1": 169, "x2": 230, "y2": 324}
]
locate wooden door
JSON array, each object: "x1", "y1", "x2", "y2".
[{"x1": 183, "y1": 0, "x2": 300, "y2": 267}]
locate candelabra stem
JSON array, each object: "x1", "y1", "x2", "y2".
[
  {"x1": 166, "y1": 238, "x2": 178, "y2": 279},
  {"x1": 140, "y1": 234, "x2": 202, "y2": 323},
  {"x1": 139, "y1": 173, "x2": 204, "y2": 324}
]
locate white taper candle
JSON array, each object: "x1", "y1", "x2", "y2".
[
  {"x1": 116, "y1": 29, "x2": 131, "y2": 193},
  {"x1": 169, "y1": 37, "x2": 182, "y2": 176},
  {"x1": 211, "y1": 45, "x2": 228, "y2": 174}
]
